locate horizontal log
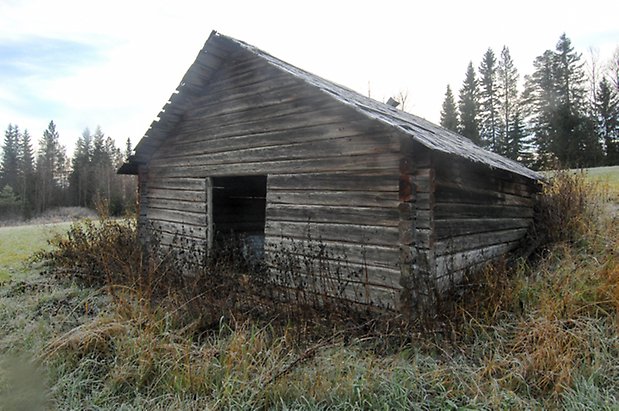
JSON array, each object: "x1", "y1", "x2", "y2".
[
  {"x1": 434, "y1": 203, "x2": 534, "y2": 219},
  {"x1": 151, "y1": 134, "x2": 400, "y2": 168},
  {"x1": 267, "y1": 276, "x2": 398, "y2": 309},
  {"x1": 213, "y1": 222, "x2": 264, "y2": 232},
  {"x1": 148, "y1": 198, "x2": 206, "y2": 214},
  {"x1": 265, "y1": 221, "x2": 399, "y2": 247},
  {"x1": 435, "y1": 241, "x2": 519, "y2": 277},
  {"x1": 148, "y1": 219, "x2": 207, "y2": 238},
  {"x1": 170, "y1": 105, "x2": 363, "y2": 145},
  {"x1": 176, "y1": 97, "x2": 347, "y2": 136},
  {"x1": 436, "y1": 177, "x2": 532, "y2": 199},
  {"x1": 157, "y1": 231, "x2": 207, "y2": 249},
  {"x1": 147, "y1": 178, "x2": 206, "y2": 191},
  {"x1": 265, "y1": 236, "x2": 400, "y2": 270},
  {"x1": 264, "y1": 243, "x2": 401, "y2": 287},
  {"x1": 435, "y1": 184, "x2": 533, "y2": 206},
  {"x1": 267, "y1": 190, "x2": 399, "y2": 208},
  {"x1": 434, "y1": 156, "x2": 537, "y2": 196},
  {"x1": 196, "y1": 60, "x2": 287, "y2": 94},
  {"x1": 435, "y1": 218, "x2": 532, "y2": 239},
  {"x1": 146, "y1": 208, "x2": 207, "y2": 226},
  {"x1": 145, "y1": 188, "x2": 206, "y2": 202},
  {"x1": 149, "y1": 153, "x2": 401, "y2": 179},
  {"x1": 186, "y1": 83, "x2": 316, "y2": 121},
  {"x1": 189, "y1": 76, "x2": 301, "y2": 113},
  {"x1": 266, "y1": 204, "x2": 399, "y2": 226},
  {"x1": 268, "y1": 172, "x2": 397, "y2": 192},
  {"x1": 156, "y1": 120, "x2": 385, "y2": 159},
  {"x1": 435, "y1": 228, "x2": 528, "y2": 256}
]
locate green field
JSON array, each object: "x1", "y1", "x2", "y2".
[
  {"x1": 0, "y1": 222, "x2": 72, "y2": 282},
  {"x1": 571, "y1": 166, "x2": 619, "y2": 202}
]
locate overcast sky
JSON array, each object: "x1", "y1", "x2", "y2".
[{"x1": 1, "y1": 0, "x2": 618, "y2": 153}]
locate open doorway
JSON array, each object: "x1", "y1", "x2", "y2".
[{"x1": 210, "y1": 175, "x2": 267, "y2": 259}]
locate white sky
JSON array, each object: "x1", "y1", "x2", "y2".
[{"x1": 1, "y1": 0, "x2": 618, "y2": 154}]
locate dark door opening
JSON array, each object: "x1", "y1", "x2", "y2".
[{"x1": 211, "y1": 175, "x2": 267, "y2": 258}]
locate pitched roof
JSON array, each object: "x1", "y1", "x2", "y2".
[{"x1": 120, "y1": 31, "x2": 541, "y2": 181}]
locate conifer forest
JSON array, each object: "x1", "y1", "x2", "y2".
[{"x1": 440, "y1": 34, "x2": 618, "y2": 169}]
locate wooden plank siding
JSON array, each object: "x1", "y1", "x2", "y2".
[{"x1": 142, "y1": 51, "x2": 403, "y2": 308}]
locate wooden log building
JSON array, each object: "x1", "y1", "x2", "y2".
[{"x1": 118, "y1": 31, "x2": 542, "y2": 315}]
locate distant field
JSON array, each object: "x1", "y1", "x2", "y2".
[
  {"x1": 545, "y1": 165, "x2": 619, "y2": 203},
  {"x1": 582, "y1": 165, "x2": 619, "y2": 185},
  {"x1": 583, "y1": 166, "x2": 619, "y2": 204},
  {"x1": 0, "y1": 222, "x2": 72, "y2": 282}
]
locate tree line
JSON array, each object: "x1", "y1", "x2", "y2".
[
  {"x1": 440, "y1": 33, "x2": 619, "y2": 169},
  {"x1": 0, "y1": 121, "x2": 136, "y2": 220}
]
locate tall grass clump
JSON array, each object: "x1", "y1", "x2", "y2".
[
  {"x1": 447, "y1": 169, "x2": 619, "y2": 398},
  {"x1": 35, "y1": 216, "x2": 140, "y2": 287},
  {"x1": 533, "y1": 169, "x2": 608, "y2": 247}
]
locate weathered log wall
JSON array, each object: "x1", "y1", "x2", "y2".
[
  {"x1": 141, "y1": 50, "x2": 403, "y2": 308},
  {"x1": 431, "y1": 153, "x2": 537, "y2": 292}
]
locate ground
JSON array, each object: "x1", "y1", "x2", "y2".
[{"x1": 0, "y1": 168, "x2": 617, "y2": 409}]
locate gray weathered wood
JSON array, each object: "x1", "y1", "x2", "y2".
[
  {"x1": 434, "y1": 203, "x2": 534, "y2": 219},
  {"x1": 266, "y1": 204, "x2": 399, "y2": 226},
  {"x1": 152, "y1": 135, "x2": 400, "y2": 168},
  {"x1": 267, "y1": 190, "x2": 398, "y2": 208},
  {"x1": 145, "y1": 188, "x2": 206, "y2": 202},
  {"x1": 435, "y1": 241, "x2": 519, "y2": 275},
  {"x1": 265, "y1": 221, "x2": 399, "y2": 247},
  {"x1": 268, "y1": 173, "x2": 397, "y2": 192},
  {"x1": 434, "y1": 228, "x2": 528, "y2": 255},
  {"x1": 147, "y1": 208, "x2": 206, "y2": 226},
  {"x1": 149, "y1": 153, "x2": 401, "y2": 178}
]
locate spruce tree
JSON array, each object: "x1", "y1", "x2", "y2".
[
  {"x1": 458, "y1": 62, "x2": 481, "y2": 144},
  {"x1": 523, "y1": 35, "x2": 599, "y2": 168},
  {"x1": 17, "y1": 129, "x2": 35, "y2": 217},
  {"x1": 523, "y1": 50, "x2": 558, "y2": 168},
  {"x1": 70, "y1": 128, "x2": 93, "y2": 207},
  {"x1": 91, "y1": 126, "x2": 112, "y2": 203},
  {"x1": 497, "y1": 46, "x2": 523, "y2": 159},
  {"x1": 554, "y1": 34, "x2": 601, "y2": 166},
  {"x1": 478, "y1": 48, "x2": 500, "y2": 151},
  {"x1": 506, "y1": 109, "x2": 527, "y2": 161},
  {"x1": 594, "y1": 77, "x2": 619, "y2": 165},
  {"x1": 440, "y1": 85, "x2": 459, "y2": 132},
  {"x1": 125, "y1": 137, "x2": 133, "y2": 161},
  {"x1": 1, "y1": 124, "x2": 20, "y2": 191},
  {"x1": 35, "y1": 121, "x2": 65, "y2": 212}
]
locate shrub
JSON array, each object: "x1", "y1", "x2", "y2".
[
  {"x1": 532, "y1": 169, "x2": 606, "y2": 248},
  {"x1": 35, "y1": 216, "x2": 141, "y2": 287}
]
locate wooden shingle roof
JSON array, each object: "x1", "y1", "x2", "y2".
[{"x1": 120, "y1": 31, "x2": 541, "y2": 181}]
